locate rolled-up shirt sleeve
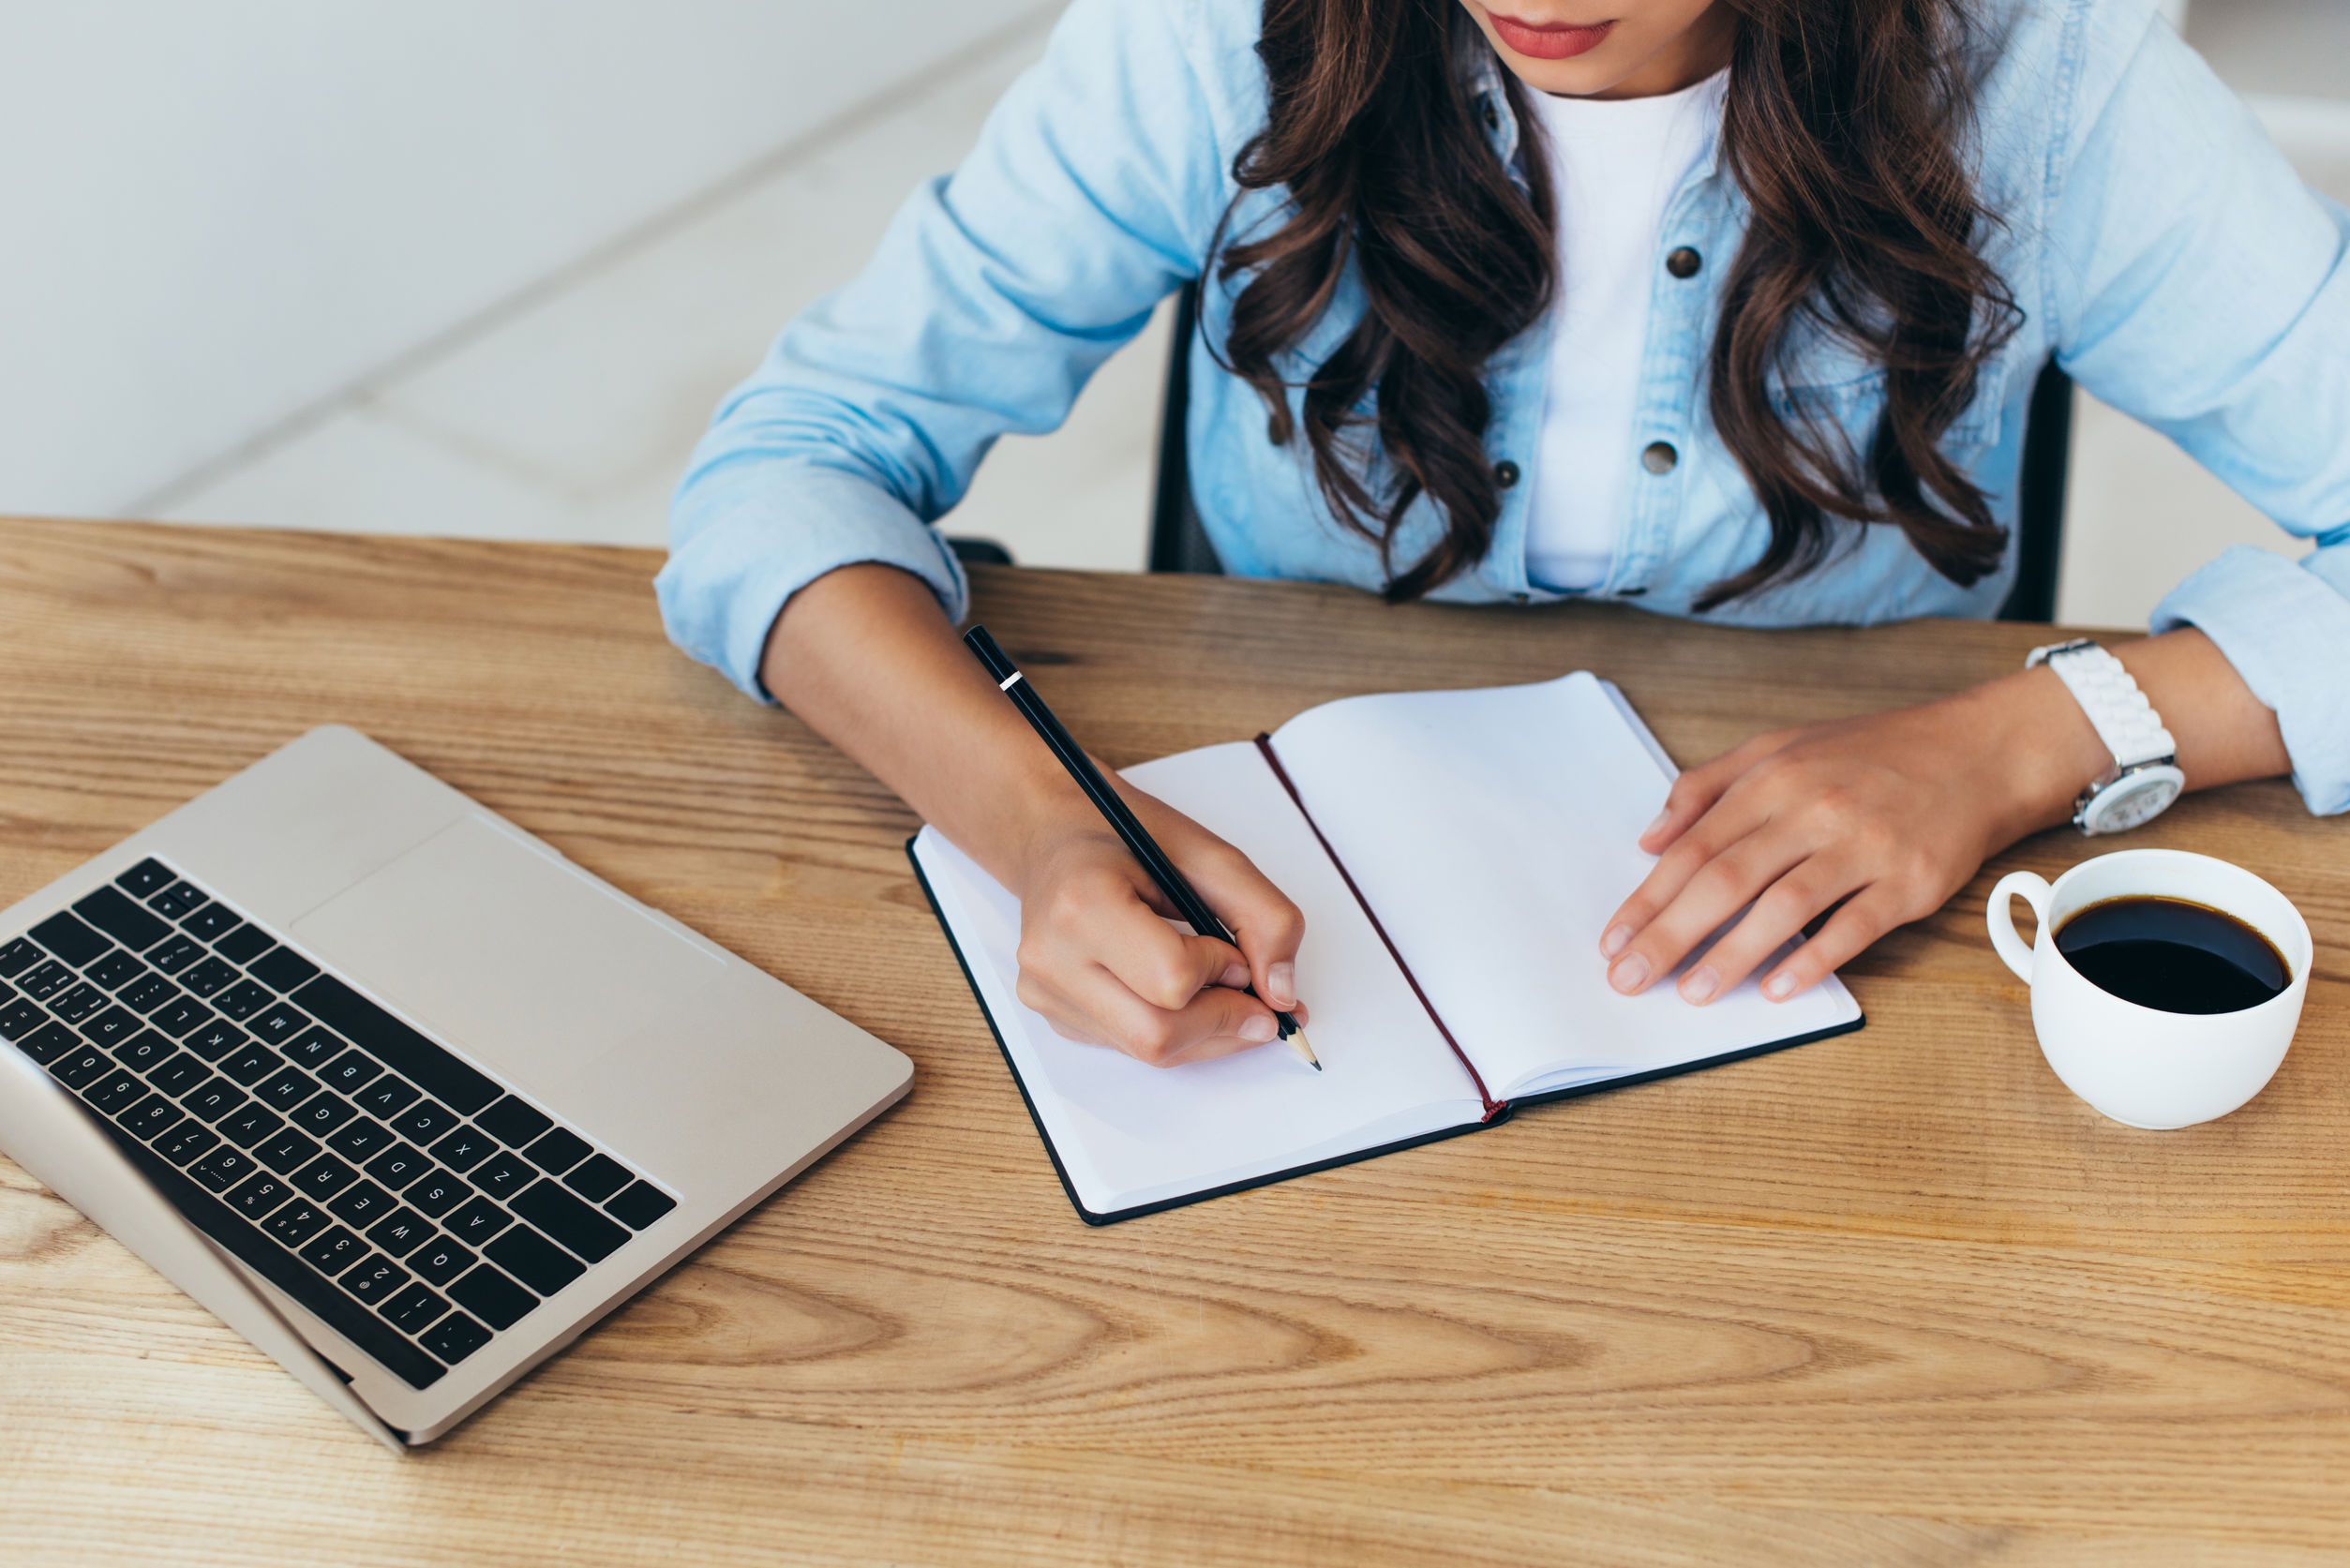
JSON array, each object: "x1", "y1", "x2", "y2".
[
  {"x1": 657, "y1": 0, "x2": 1235, "y2": 700},
  {"x1": 2043, "y1": 0, "x2": 2350, "y2": 814}
]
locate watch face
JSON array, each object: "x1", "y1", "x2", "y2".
[{"x1": 2084, "y1": 767, "x2": 2185, "y2": 834}]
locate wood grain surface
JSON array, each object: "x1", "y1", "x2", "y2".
[{"x1": 2, "y1": 515, "x2": 2345, "y2": 1566}]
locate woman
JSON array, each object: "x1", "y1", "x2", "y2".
[{"x1": 659, "y1": 0, "x2": 2347, "y2": 1067}]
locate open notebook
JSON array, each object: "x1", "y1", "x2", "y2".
[{"x1": 910, "y1": 671, "x2": 1863, "y2": 1223}]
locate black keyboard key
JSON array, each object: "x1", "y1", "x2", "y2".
[
  {"x1": 340, "y1": 1254, "x2": 410, "y2": 1307},
  {"x1": 405, "y1": 1169, "x2": 468, "y2": 1218},
  {"x1": 605, "y1": 1180, "x2": 677, "y2": 1231},
  {"x1": 254, "y1": 1127, "x2": 322, "y2": 1174},
  {"x1": 52, "y1": 1045, "x2": 115, "y2": 1090},
  {"x1": 260, "y1": 1197, "x2": 329, "y2": 1246},
  {"x1": 182, "y1": 1077, "x2": 249, "y2": 1123},
  {"x1": 471, "y1": 1153, "x2": 535, "y2": 1202},
  {"x1": 282, "y1": 1026, "x2": 344, "y2": 1071},
  {"x1": 112, "y1": 1030, "x2": 177, "y2": 1073},
  {"x1": 326, "y1": 1117, "x2": 395, "y2": 1162},
  {"x1": 84, "y1": 1069, "x2": 147, "y2": 1115},
  {"x1": 409, "y1": 1236, "x2": 473, "y2": 1287},
  {"x1": 513, "y1": 1179, "x2": 630, "y2": 1263},
  {"x1": 394, "y1": 1100, "x2": 460, "y2": 1144},
  {"x1": 147, "y1": 1052, "x2": 210, "y2": 1098},
  {"x1": 289, "y1": 1092, "x2": 356, "y2": 1137},
  {"x1": 562, "y1": 1154, "x2": 633, "y2": 1203},
  {"x1": 0, "y1": 998, "x2": 46, "y2": 1042},
  {"x1": 219, "y1": 1041, "x2": 280, "y2": 1084},
  {"x1": 365, "y1": 1142, "x2": 430, "y2": 1190},
  {"x1": 86, "y1": 949, "x2": 148, "y2": 991},
  {"x1": 294, "y1": 974, "x2": 499, "y2": 1115},
  {"x1": 145, "y1": 934, "x2": 204, "y2": 975},
  {"x1": 253, "y1": 1066, "x2": 321, "y2": 1113},
  {"x1": 247, "y1": 1002, "x2": 308, "y2": 1045},
  {"x1": 20, "y1": 960, "x2": 74, "y2": 1001},
  {"x1": 521, "y1": 1127, "x2": 592, "y2": 1175},
  {"x1": 448, "y1": 1264, "x2": 537, "y2": 1331},
  {"x1": 148, "y1": 881, "x2": 207, "y2": 919},
  {"x1": 486, "y1": 1224, "x2": 586, "y2": 1294},
  {"x1": 0, "y1": 978, "x2": 12, "y2": 1004},
  {"x1": 150, "y1": 997, "x2": 217, "y2": 1038},
  {"x1": 0, "y1": 935, "x2": 43, "y2": 978},
  {"x1": 430, "y1": 1127, "x2": 495, "y2": 1172},
  {"x1": 19, "y1": 1023, "x2": 81, "y2": 1066},
  {"x1": 183, "y1": 1020, "x2": 248, "y2": 1063},
  {"x1": 319, "y1": 1049, "x2": 382, "y2": 1095},
  {"x1": 76, "y1": 1005, "x2": 140, "y2": 1048},
  {"x1": 290, "y1": 1152, "x2": 361, "y2": 1202},
  {"x1": 249, "y1": 948, "x2": 320, "y2": 993},
  {"x1": 157, "y1": 1123, "x2": 220, "y2": 1167},
  {"x1": 217, "y1": 1104, "x2": 285, "y2": 1149},
  {"x1": 189, "y1": 1144, "x2": 258, "y2": 1193},
  {"x1": 48, "y1": 982, "x2": 107, "y2": 1024},
  {"x1": 443, "y1": 1197, "x2": 512, "y2": 1247},
  {"x1": 367, "y1": 1207, "x2": 434, "y2": 1258},
  {"x1": 214, "y1": 980, "x2": 271, "y2": 1021},
  {"x1": 355, "y1": 1075, "x2": 421, "y2": 1120},
  {"x1": 228, "y1": 1172, "x2": 294, "y2": 1220},
  {"x1": 329, "y1": 1181, "x2": 397, "y2": 1229},
  {"x1": 39, "y1": 906, "x2": 122, "y2": 963},
  {"x1": 475, "y1": 1096, "x2": 553, "y2": 1148},
  {"x1": 115, "y1": 858, "x2": 174, "y2": 897},
  {"x1": 182, "y1": 904, "x2": 243, "y2": 943},
  {"x1": 47, "y1": 983, "x2": 107, "y2": 1024},
  {"x1": 121, "y1": 1093, "x2": 186, "y2": 1141},
  {"x1": 117, "y1": 974, "x2": 183, "y2": 1015},
  {"x1": 297, "y1": 1226, "x2": 367, "y2": 1277},
  {"x1": 214, "y1": 925, "x2": 274, "y2": 965},
  {"x1": 380, "y1": 1281, "x2": 450, "y2": 1335},
  {"x1": 179, "y1": 958, "x2": 241, "y2": 999},
  {"x1": 419, "y1": 1311, "x2": 493, "y2": 1365}
]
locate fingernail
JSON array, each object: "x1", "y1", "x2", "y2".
[
  {"x1": 1220, "y1": 962, "x2": 1250, "y2": 989},
  {"x1": 1266, "y1": 962, "x2": 1296, "y2": 1008},
  {"x1": 1608, "y1": 951, "x2": 1651, "y2": 993},
  {"x1": 1600, "y1": 923, "x2": 1634, "y2": 959},
  {"x1": 1641, "y1": 809, "x2": 1670, "y2": 840},
  {"x1": 1762, "y1": 970, "x2": 1799, "y2": 1001},
  {"x1": 1239, "y1": 1014, "x2": 1278, "y2": 1042},
  {"x1": 1679, "y1": 964, "x2": 1719, "y2": 1006}
]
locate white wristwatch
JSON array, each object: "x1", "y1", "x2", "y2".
[{"x1": 2026, "y1": 637, "x2": 2184, "y2": 836}]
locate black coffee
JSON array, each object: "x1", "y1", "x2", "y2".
[{"x1": 2054, "y1": 895, "x2": 2290, "y2": 1014}]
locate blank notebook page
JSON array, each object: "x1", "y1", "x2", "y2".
[
  {"x1": 1267, "y1": 672, "x2": 1859, "y2": 1098},
  {"x1": 913, "y1": 740, "x2": 1487, "y2": 1215}
]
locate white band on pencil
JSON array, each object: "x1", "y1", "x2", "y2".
[{"x1": 998, "y1": 671, "x2": 1024, "y2": 691}]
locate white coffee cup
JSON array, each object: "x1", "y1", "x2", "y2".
[{"x1": 1986, "y1": 848, "x2": 2312, "y2": 1128}]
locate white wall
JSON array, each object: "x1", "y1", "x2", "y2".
[{"x1": 0, "y1": 0, "x2": 1043, "y2": 518}]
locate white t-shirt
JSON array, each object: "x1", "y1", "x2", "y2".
[{"x1": 1521, "y1": 70, "x2": 1728, "y2": 590}]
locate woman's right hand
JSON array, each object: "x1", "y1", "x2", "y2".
[
  {"x1": 759, "y1": 563, "x2": 1306, "y2": 1070},
  {"x1": 1008, "y1": 783, "x2": 1308, "y2": 1068}
]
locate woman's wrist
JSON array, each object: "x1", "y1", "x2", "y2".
[{"x1": 1946, "y1": 665, "x2": 2112, "y2": 845}]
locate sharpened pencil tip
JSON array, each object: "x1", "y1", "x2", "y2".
[{"x1": 1288, "y1": 1025, "x2": 1320, "y2": 1072}]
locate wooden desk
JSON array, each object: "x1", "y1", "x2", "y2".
[{"x1": 3, "y1": 516, "x2": 2344, "y2": 1564}]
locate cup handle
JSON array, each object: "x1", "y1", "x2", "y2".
[{"x1": 1986, "y1": 871, "x2": 2051, "y2": 985}]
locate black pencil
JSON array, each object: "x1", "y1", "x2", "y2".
[{"x1": 964, "y1": 624, "x2": 1318, "y2": 1070}]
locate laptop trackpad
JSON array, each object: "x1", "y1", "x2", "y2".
[{"x1": 290, "y1": 815, "x2": 721, "y2": 1093}]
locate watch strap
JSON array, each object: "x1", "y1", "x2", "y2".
[{"x1": 2027, "y1": 639, "x2": 2176, "y2": 769}]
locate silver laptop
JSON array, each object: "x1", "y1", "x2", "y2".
[{"x1": 0, "y1": 724, "x2": 911, "y2": 1448}]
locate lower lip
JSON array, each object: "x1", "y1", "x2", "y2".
[{"x1": 1489, "y1": 14, "x2": 1614, "y2": 59}]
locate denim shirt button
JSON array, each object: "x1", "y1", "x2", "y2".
[
  {"x1": 1641, "y1": 441, "x2": 1680, "y2": 474},
  {"x1": 1484, "y1": 101, "x2": 1501, "y2": 131},
  {"x1": 1510, "y1": 591, "x2": 1530, "y2": 604},
  {"x1": 1493, "y1": 459, "x2": 1520, "y2": 488},
  {"x1": 1666, "y1": 246, "x2": 1701, "y2": 278}
]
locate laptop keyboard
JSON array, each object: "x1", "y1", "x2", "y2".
[{"x1": 0, "y1": 857, "x2": 679, "y2": 1391}]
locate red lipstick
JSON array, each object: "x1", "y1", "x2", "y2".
[{"x1": 1487, "y1": 12, "x2": 1615, "y2": 59}]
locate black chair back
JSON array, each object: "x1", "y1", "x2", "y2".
[{"x1": 1146, "y1": 278, "x2": 2071, "y2": 620}]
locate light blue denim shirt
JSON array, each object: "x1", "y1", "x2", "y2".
[{"x1": 660, "y1": 0, "x2": 2350, "y2": 814}]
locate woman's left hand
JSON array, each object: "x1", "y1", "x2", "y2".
[{"x1": 1598, "y1": 673, "x2": 2103, "y2": 1006}]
